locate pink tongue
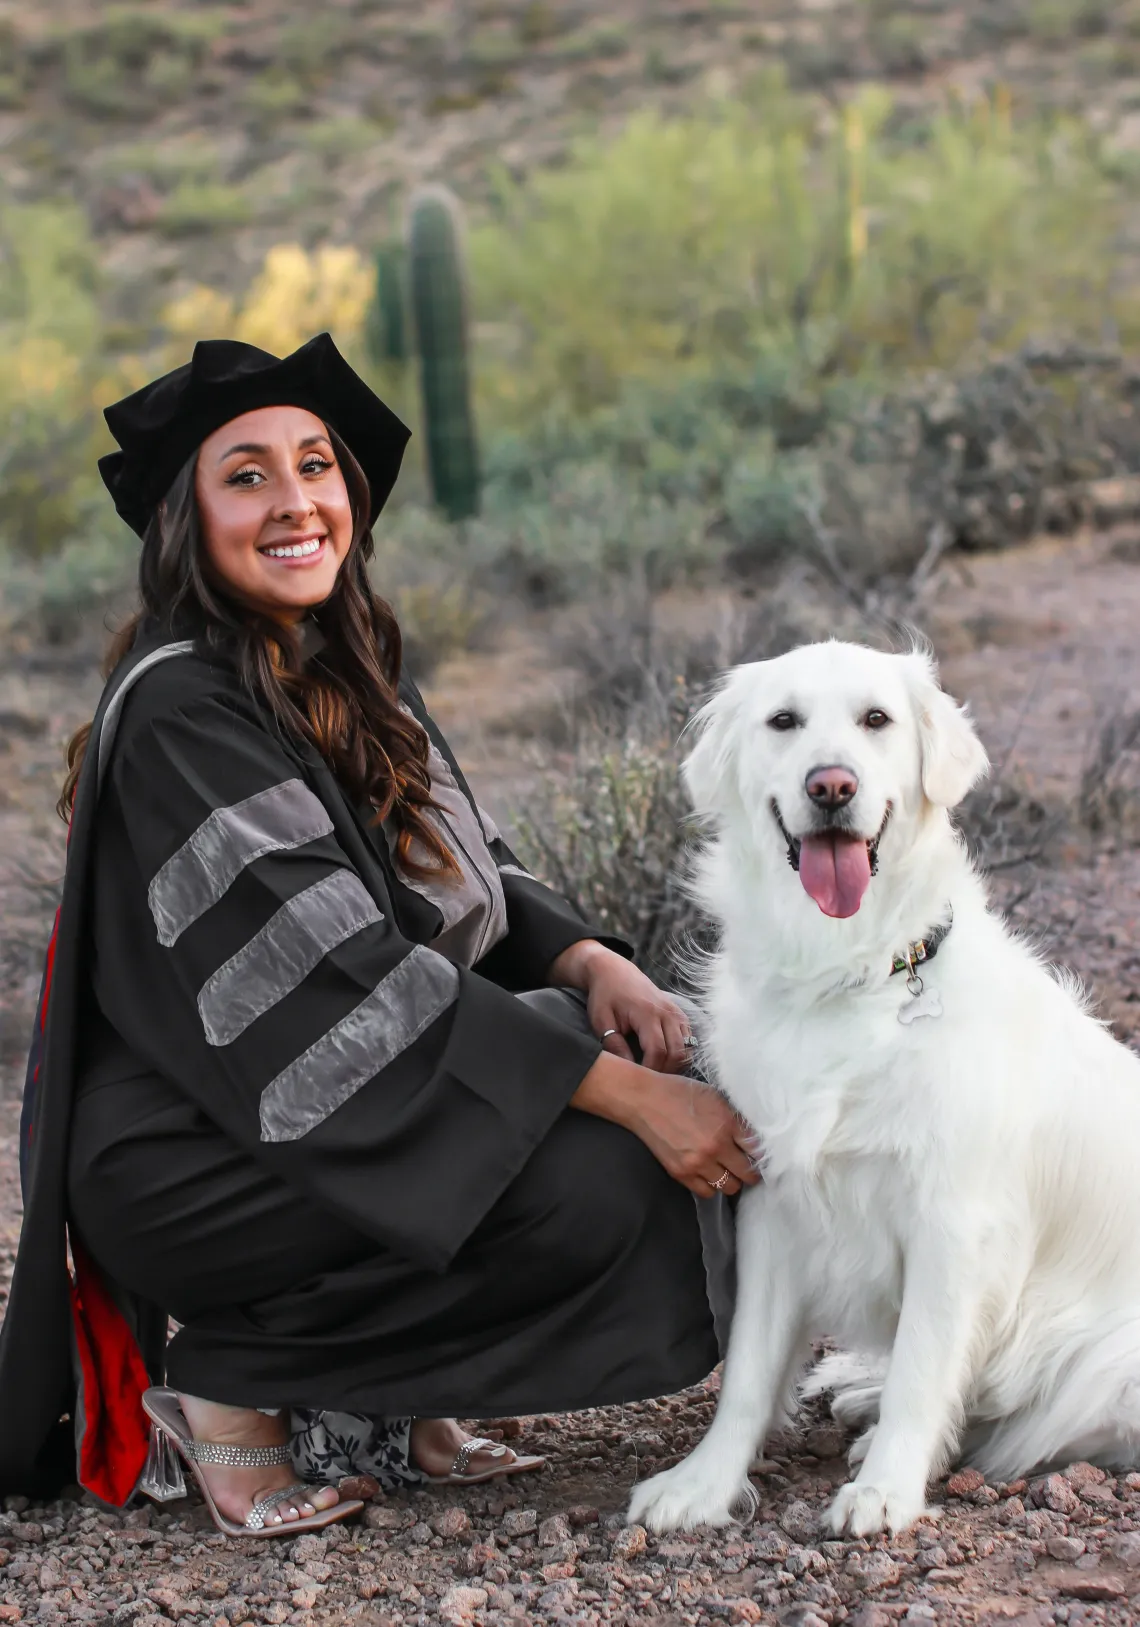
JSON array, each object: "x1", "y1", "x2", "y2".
[{"x1": 798, "y1": 833, "x2": 873, "y2": 918}]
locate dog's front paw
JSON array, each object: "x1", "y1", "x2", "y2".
[
  {"x1": 826, "y1": 1480, "x2": 928, "y2": 1538},
  {"x1": 629, "y1": 1458, "x2": 755, "y2": 1534}
]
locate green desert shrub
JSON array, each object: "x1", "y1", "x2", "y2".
[{"x1": 468, "y1": 81, "x2": 1125, "y2": 422}]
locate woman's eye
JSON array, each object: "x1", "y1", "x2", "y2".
[
  {"x1": 227, "y1": 466, "x2": 264, "y2": 488},
  {"x1": 863, "y1": 708, "x2": 891, "y2": 730},
  {"x1": 301, "y1": 456, "x2": 333, "y2": 476},
  {"x1": 767, "y1": 711, "x2": 801, "y2": 732}
]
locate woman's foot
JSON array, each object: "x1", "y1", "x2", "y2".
[
  {"x1": 177, "y1": 1395, "x2": 341, "y2": 1528},
  {"x1": 410, "y1": 1417, "x2": 535, "y2": 1481}
]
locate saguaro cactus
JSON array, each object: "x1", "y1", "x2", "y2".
[
  {"x1": 364, "y1": 240, "x2": 408, "y2": 368},
  {"x1": 407, "y1": 184, "x2": 480, "y2": 523}
]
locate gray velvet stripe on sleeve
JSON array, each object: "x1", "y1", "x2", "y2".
[
  {"x1": 197, "y1": 869, "x2": 385, "y2": 1047},
  {"x1": 258, "y1": 944, "x2": 460, "y2": 1143},
  {"x1": 148, "y1": 778, "x2": 334, "y2": 948}
]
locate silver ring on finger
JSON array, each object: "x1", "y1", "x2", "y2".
[
  {"x1": 709, "y1": 1168, "x2": 731, "y2": 1192},
  {"x1": 601, "y1": 1028, "x2": 618, "y2": 1040},
  {"x1": 683, "y1": 1034, "x2": 698, "y2": 1048}
]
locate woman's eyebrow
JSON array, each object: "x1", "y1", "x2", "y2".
[{"x1": 216, "y1": 433, "x2": 331, "y2": 464}]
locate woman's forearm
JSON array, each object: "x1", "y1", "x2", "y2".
[{"x1": 547, "y1": 937, "x2": 610, "y2": 990}]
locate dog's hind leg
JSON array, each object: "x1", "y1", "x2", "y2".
[{"x1": 629, "y1": 1186, "x2": 809, "y2": 1533}]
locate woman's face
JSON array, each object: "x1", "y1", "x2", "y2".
[{"x1": 195, "y1": 405, "x2": 354, "y2": 623}]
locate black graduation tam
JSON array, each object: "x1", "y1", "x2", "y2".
[{"x1": 99, "y1": 332, "x2": 411, "y2": 538}]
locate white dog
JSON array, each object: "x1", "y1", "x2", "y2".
[{"x1": 629, "y1": 639, "x2": 1140, "y2": 1539}]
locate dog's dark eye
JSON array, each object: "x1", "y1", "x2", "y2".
[
  {"x1": 767, "y1": 710, "x2": 801, "y2": 732},
  {"x1": 863, "y1": 708, "x2": 891, "y2": 730}
]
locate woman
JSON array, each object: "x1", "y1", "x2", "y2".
[{"x1": 0, "y1": 334, "x2": 755, "y2": 1537}]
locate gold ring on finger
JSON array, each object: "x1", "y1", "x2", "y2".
[{"x1": 709, "y1": 1168, "x2": 730, "y2": 1192}]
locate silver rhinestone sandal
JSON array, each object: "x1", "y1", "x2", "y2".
[
  {"x1": 141, "y1": 1388, "x2": 363, "y2": 1538},
  {"x1": 426, "y1": 1433, "x2": 545, "y2": 1485}
]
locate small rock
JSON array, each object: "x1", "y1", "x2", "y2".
[
  {"x1": 2, "y1": 1499, "x2": 28, "y2": 1515},
  {"x1": 0, "y1": 1608, "x2": 20, "y2": 1624},
  {"x1": 848, "y1": 1610, "x2": 892, "y2": 1627},
  {"x1": 1107, "y1": 1531, "x2": 1140, "y2": 1567},
  {"x1": 754, "y1": 1528, "x2": 789, "y2": 1563},
  {"x1": 904, "y1": 1608, "x2": 938, "y2": 1624},
  {"x1": 1047, "y1": 1535, "x2": 1087, "y2": 1561},
  {"x1": 1033, "y1": 1473, "x2": 1080, "y2": 1515},
  {"x1": 1079, "y1": 1481, "x2": 1119, "y2": 1505},
  {"x1": 500, "y1": 1507, "x2": 538, "y2": 1538},
  {"x1": 460, "y1": 1541, "x2": 497, "y2": 1576},
  {"x1": 290, "y1": 1534, "x2": 327, "y2": 1563},
  {"x1": 336, "y1": 1473, "x2": 380, "y2": 1502},
  {"x1": 728, "y1": 1604, "x2": 765, "y2": 1624},
  {"x1": 804, "y1": 1427, "x2": 846, "y2": 1459},
  {"x1": 915, "y1": 1546, "x2": 948, "y2": 1571},
  {"x1": 9, "y1": 1525, "x2": 43, "y2": 1545},
  {"x1": 779, "y1": 1500, "x2": 818, "y2": 1545},
  {"x1": 432, "y1": 1507, "x2": 471, "y2": 1540},
  {"x1": 290, "y1": 1587, "x2": 321, "y2": 1609},
  {"x1": 1063, "y1": 1462, "x2": 1107, "y2": 1489},
  {"x1": 538, "y1": 1513, "x2": 573, "y2": 1547},
  {"x1": 438, "y1": 1584, "x2": 488, "y2": 1620},
  {"x1": 1056, "y1": 1575, "x2": 1125, "y2": 1600},
  {"x1": 610, "y1": 1523, "x2": 647, "y2": 1560},
  {"x1": 567, "y1": 1504, "x2": 600, "y2": 1528},
  {"x1": 364, "y1": 1505, "x2": 407, "y2": 1531},
  {"x1": 946, "y1": 1468, "x2": 986, "y2": 1497},
  {"x1": 1123, "y1": 1472, "x2": 1140, "y2": 1493},
  {"x1": 845, "y1": 1552, "x2": 901, "y2": 1592},
  {"x1": 407, "y1": 1520, "x2": 433, "y2": 1545},
  {"x1": 542, "y1": 1559, "x2": 577, "y2": 1581},
  {"x1": 537, "y1": 1578, "x2": 578, "y2": 1610}
]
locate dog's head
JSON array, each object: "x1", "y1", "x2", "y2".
[{"x1": 683, "y1": 641, "x2": 988, "y2": 919}]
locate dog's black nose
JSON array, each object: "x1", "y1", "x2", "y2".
[{"x1": 805, "y1": 765, "x2": 858, "y2": 808}]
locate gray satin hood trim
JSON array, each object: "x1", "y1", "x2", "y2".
[
  {"x1": 389, "y1": 726, "x2": 509, "y2": 968},
  {"x1": 198, "y1": 869, "x2": 384, "y2": 1047},
  {"x1": 96, "y1": 641, "x2": 196, "y2": 791},
  {"x1": 258, "y1": 943, "x2": 460, "y2": 1143},
  {"x1": 148, "y1": 778, "x2": 333, "y2": 948}
]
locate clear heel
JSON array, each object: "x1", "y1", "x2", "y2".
[{"x1": 138, "y1": 1419, "x2": 187, "y2": 1503}]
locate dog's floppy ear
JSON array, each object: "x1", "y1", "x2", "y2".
[
  {"x1": 682, "y1": 674, "x2": 748, "y2": 818},
  {"x1": 904, "y1": 651, "x2": 989, "y2": 808}
]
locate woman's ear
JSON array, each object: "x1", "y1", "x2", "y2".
[
  {"x1": 904, "y1": 651, "x2": 989, "y2": 808},
  {"x1": 682, "y1": 674, "x2": 748, "y2": 818}
]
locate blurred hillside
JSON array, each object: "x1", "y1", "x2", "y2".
[
  {"x1": 2, "y1": 0, "x2": 1140, "y2": 302},
  {"x1": 2, "y1": 0, "x2": 1140, "y2": 646}
]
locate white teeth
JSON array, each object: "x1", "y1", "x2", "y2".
[{"x1": 262, "y1": 538, "x2": 323, "y2": 559}]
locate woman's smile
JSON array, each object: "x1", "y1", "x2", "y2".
[{"x1": 258, "y1": 533, "x2": 328, "y2": 563}]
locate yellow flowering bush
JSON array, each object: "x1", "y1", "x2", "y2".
[{"x1": 163, "y1": 243, "x2": 372, "y2": 361}]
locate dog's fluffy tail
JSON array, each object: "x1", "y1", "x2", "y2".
[
  {"x1": 800, "y1": 1350, "x2": 887, "y2": 1428},
  {"x1": 966, "y1": 1316, "x2": 1140, "y2": 1480}
]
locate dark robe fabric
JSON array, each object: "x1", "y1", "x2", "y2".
[{"x1": 0, "y1": 627, "x2": 720, "y2": 1504}]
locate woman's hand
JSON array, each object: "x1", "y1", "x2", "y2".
[
  {"x1": 547, "y1": 939, "x2": 694, "y2": 1073},
  {"x1": 571, "y1": 1051, "x2": 761, "y2": 1198}
]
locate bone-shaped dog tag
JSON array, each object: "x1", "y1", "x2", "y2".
[{"x1": 898, "y1": 988, "x2": 943, "y2": 1024}]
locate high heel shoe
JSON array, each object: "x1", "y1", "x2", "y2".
[{"x1": 141, "y1": 1388, "x2": 363, "y2": 1537}]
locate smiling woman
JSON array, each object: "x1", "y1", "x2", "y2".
[{"x1": 1, "y1": 333, "x2": 749, "y2": 1540}]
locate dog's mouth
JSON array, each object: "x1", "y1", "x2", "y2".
[{"x1": 771, "y1": 801, "x2": 892, "y2": 920}]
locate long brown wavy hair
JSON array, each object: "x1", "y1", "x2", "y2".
[{"x1": 60, "y1": 426, "x2": 459, "y2": 880}]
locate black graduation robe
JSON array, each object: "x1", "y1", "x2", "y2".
[{"x1": 0, "y1": 627, "x2": 719, "y2": 1504}]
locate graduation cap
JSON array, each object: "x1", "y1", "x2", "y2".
[{"x1": 99, "y1": 332, "x2": 411, "y2": 539}]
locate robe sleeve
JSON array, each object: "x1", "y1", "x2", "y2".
[{"x1": 99, "y1": 692, "x2": 603, "y2": 1271}]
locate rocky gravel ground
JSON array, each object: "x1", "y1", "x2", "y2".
[
  {"x1": 4, "y1": 1387, "x2": 1140, "y2": 1627},
  {"x1": 2, "y1": 529, "x2": 1140, "y2": 1625}
]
